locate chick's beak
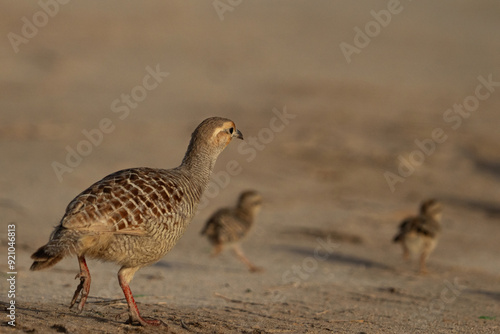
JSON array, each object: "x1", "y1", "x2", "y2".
[{"x1": 234, "y1": 129, "x2": 244, "y2": 140}]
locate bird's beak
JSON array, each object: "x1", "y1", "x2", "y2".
[{"x1": 234, "y1": 129, "x2": 244, "y2": 140}]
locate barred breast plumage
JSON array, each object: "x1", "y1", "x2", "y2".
[
  {"x1": 30, "y1": 117, "x2": 243, "y2": 326},
  {"x1": 58, "y1": 168, "x2": 203, "y2": 267}
]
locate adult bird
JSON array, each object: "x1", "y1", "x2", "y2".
[{"x1": 31, "y1": 117, "x2": 243, "y2": 326}]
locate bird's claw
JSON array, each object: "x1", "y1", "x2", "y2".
[
  {"x1": 69, "y1": 273, "x2": 89, "y2": 312},
  {"x1": 125, "y1": 316, "x2": 167, "y2": 327}
]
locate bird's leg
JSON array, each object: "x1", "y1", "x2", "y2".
[
  {"x1": 232, "y1": 245, "x2": 263, "y2": 273},
  {"x1": 420, "y1": 238, "x2": 437, "y2": 275},
  {"x1": 69, "y1": 256, "x2": 91, "y2": 312},
  {"x1": 402, "y1": 244, "x2": 410, "y2": 261},
  {"x1": 419, "y1": 238, "x2": 437, "y2": 275},
  {"x1": 419, "y1": 253, "x2": 429, "y2": 275},
  {"x1": 118, "y1": 267, "x2": 166, "y2": 327},
  {"x1": 211, "y1": 244, "x2": 223, "y2": 258}
]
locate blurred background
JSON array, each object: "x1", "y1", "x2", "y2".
[{"x1": 1, "y1": 0, "x2": 500, "y2": 279}]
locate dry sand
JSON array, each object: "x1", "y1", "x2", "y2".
[{"x1": 1, "y1": 1, "x2": 500, "y2": 333}]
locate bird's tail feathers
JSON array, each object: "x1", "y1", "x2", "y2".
[
  {"x1": 30, "y1": 226, "x2": 75, "y2": 271},
  {"x1": 393, "y1": 233, "x2": 403, "y2": 243},
  {"x1": 200, "y1": 223, "x2": 210, "y2": 236},
  {"x1": 30, "y1": 245, "x2": 65, "y2": 270}
]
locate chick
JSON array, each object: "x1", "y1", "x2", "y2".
[
  {"x1": 201, "y1": 190, "x2": 263, "y2": 272},
  {"x1": 393, "y1": 199, "x2": 442, "y2": 274}
]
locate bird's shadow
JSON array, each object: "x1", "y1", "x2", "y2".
[
  {"x1": 154, "y1": 259, "x2": 244, "y2": 273},
  {"x1": 474, "y1": 156, "x2": 500, "y2": 180},
  {"x1": 463, "y1": 146, "x2": 500, "y2": 180},
  {"x1": 466, "y1": 289, "x2": 500, "y2": 302},
  {"x1": 443, "y1": 196, "x2": 500, "y2": 218},
  {"x1": 280, "y1": 227, "x2": 364, "y2": 244},
  {"x1": 274, "y1": 245, "x2": 392, "y2": 270},
  {"x1": 12, "y1": 301, "x2": 125, "y2": 326}
]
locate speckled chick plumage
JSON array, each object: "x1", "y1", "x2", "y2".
[
  {"x1": 30, "y1": 117, "x2": 243, "y2": 325},
  {"x1": 201, "y1": 190, "x2": 263, "y2": 272},
  {"x1": 201, "y1": 190, "x2": 262, "y2": 245},
  {"x1": 393, "y1": 199, "x2": 442, "y2": 274}
]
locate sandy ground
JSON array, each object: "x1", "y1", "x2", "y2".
[{"x1": 1, "y1": 1, "x2": 500, "y2": 333}]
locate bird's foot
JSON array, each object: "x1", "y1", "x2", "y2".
[
  {"x1": 419, "y1": 268, "x2": 429, "y2": 276},
  {"x1": 249, "y1": 266, "x2": 265, "y2": 273},
  {"x1": 126, "y1": 315, "x2": 167, "y2": 327},
  {"x1": 69, "y1": 272, "x2": 90, "y2": 312},
  {"x1": 115, "y1": 310, "x2": 167, "y2": 327}
]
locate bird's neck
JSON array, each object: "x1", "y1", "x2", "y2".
[
  {"x1": 180, "y1": 141, "x2": 218, "y2": 190},
  {"x1": 237, "y1": 206, "x2": 259, "y2": 222},
  {"x1": 430, "y1": 212, "x2": 442, "y2": 222}
]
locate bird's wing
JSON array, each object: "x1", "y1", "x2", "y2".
[
  {"x1": 61, "y1": 168, "x2": 189, "y2": 236},
  {"x1": 218, "y1": 213, "x2": 248, "y2": 243},
  {"x1": 393, "y1": 216, "x2": 418, "y2": 242},
  {"x1": 200, "y1": 208, "x2": 232, "y2": 239},
  {"x1": 416, "y1": 217, "x2": 441, "y2": 238}
]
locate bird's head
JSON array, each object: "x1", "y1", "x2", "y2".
[
  {"x1": 183, "y1": 117, "x2": 243, "y2": 168},
  {"x1": 420, "y1": 199, "x2": 442, "y2": 220},
  {"x1": 210, "y1": 118, "x2": 244, "y2": 149},
  {"x1": 194, "y1": 117, "x2": 243, "y2": 149},
  {"x1": 237, "y1": 190, "x2": 263, "y2": 215}
]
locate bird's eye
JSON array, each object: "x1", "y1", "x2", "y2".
[{"x1": 228, "y1": 127, "x2": 234, "y2": 134}]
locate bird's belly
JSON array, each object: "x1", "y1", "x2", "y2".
[
  {"x1": 403, "y1": 232, "x2": 421, "y2": 253},
  {"x1": 405, "y1": 232, "x2": 436, "y2": 256},
  {"x1": 85, "y1": 228, "x2": 186, "y2": 268}
]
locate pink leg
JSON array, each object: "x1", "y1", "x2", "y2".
[
  {"x1": 69, "y1": 256, "x2": 91, "y2": 311},
  {"x1": 419, "y1": 239, "x2": 436, "y2": 275},
  {"x1": 402, "y1": 244, "x2": 410, "y2": 261},
  {"x1": 419, "y1": 252, "x2": 429, "y2": 275},
  {"x1": 118, "y1": 267, "x2": 166, "y2": 327},
  {"x1": 232, "y1": 245, "x2": 263, "y2": 273},
  {"x1": 211, "y1": 243, "x2": 223, "y2": 257}
]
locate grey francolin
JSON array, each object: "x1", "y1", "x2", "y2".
[
  {"x1": 30, "y1": 117, "x2": 243, "y2": 326},
  {"x1": 200, "y1": 190, "x2": 263, "y2": 272},
  {"x1": 393, "y1": 199, "x2": 442, "y2": 274}
]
